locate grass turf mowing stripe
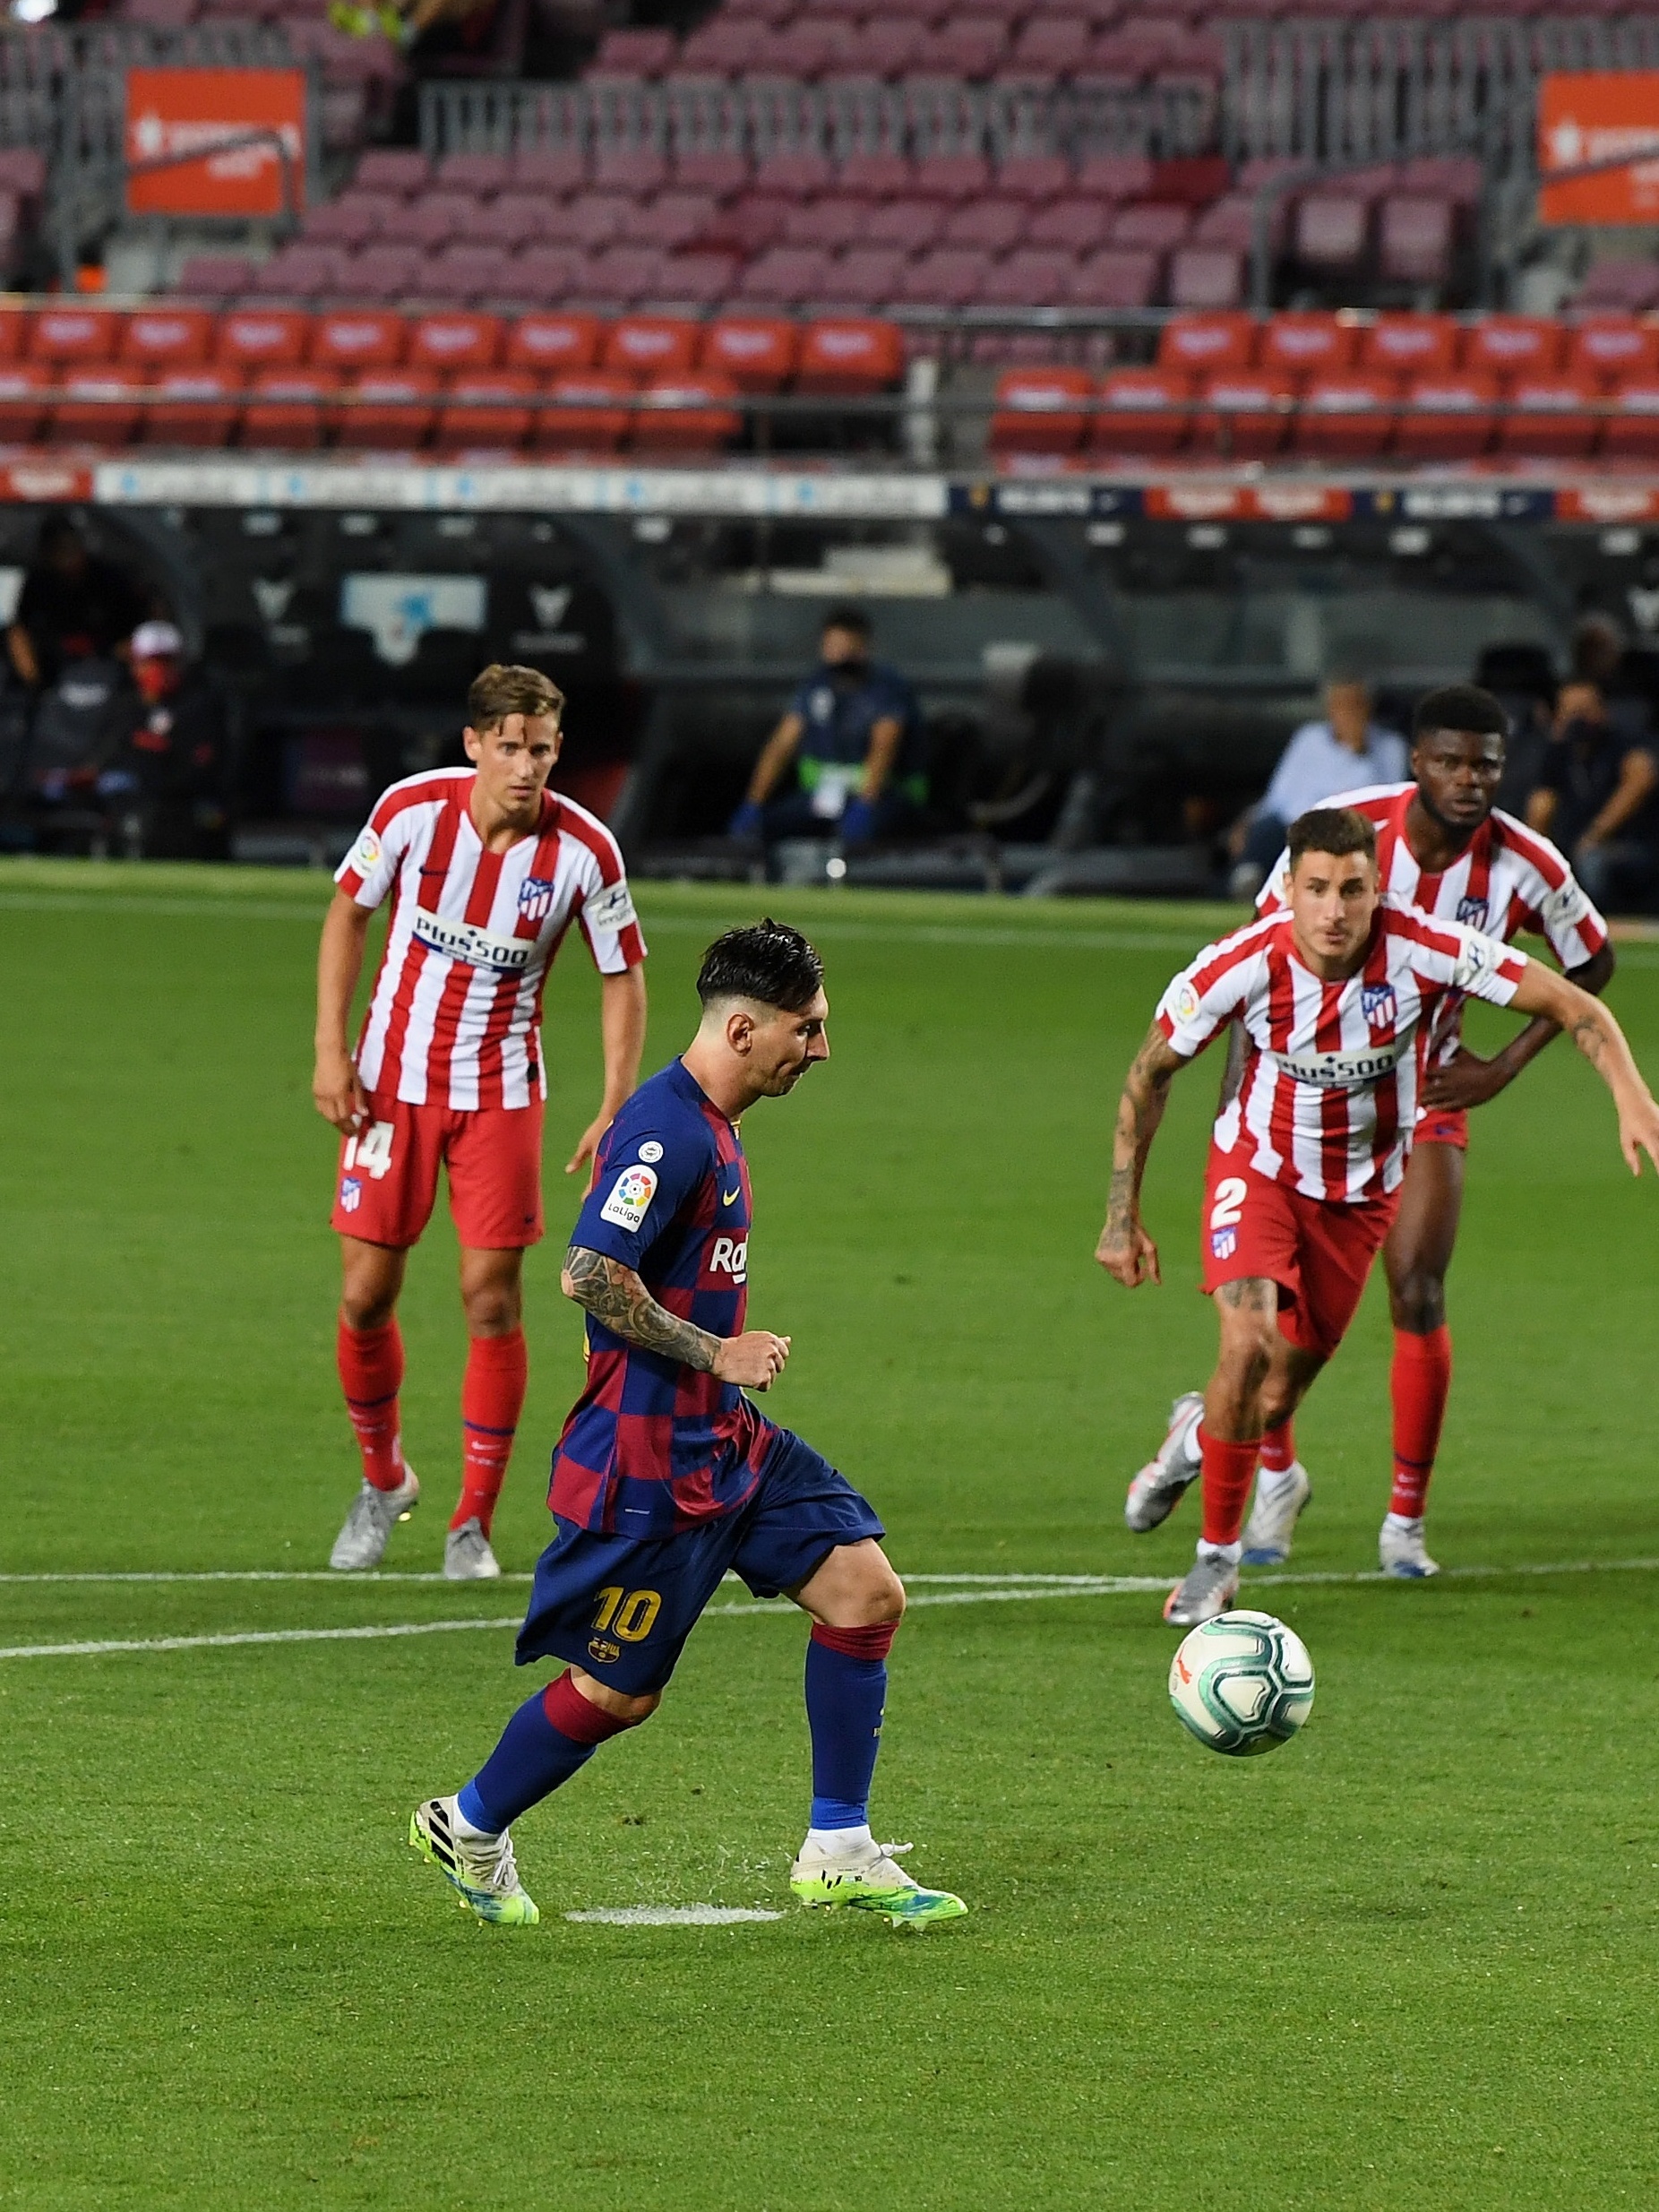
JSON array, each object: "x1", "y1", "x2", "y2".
[{"x1": 4, "y1": 1556, "x2": 1657, "y2": 1661}]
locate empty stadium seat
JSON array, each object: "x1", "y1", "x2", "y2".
[
  {"x1": 1359, "y1": 314, "x2": 1458, "y2": 379},
  {"x1": 1109, "y1": 203, "x2": 1191, "y2": 254},
  {"x1": 1026, "y1": 199, "x2": 1109, "y2": 254},
  {"x1": 243, "y1": 371, "x2": 336, "y2": 450},
  {"x1": 1497, "y1": 375, "x2": 1599, "y2": 460},
  {"x1": 1569, "y1": 318, "x2": 1659, "y2": 386},
  {"x1": 1091, "y1": 369, "x2": 1190, "y2": 456},
  {"x1": 632, "y1": 374, "x2": 743, "y2": 453},
  {"x1": 795, "y1": 319, "x2": 904, "y2": 397},
  {"x1": 1602, "y1": 382, "x2": 1659, "y2": 460},
  {"x1": 1066, "y1": 250, "x2": 1159, "y2": 309},
  {"x1": 0, "y1": 308, "x2": 24, "y2": 361},
  {"x1": 29, "y1": 309, "x2": 121, "y2": 366},
  {"x1": 1464, "y1": 317, "x2": 1563, "y2": 382},
  {"x1": 1261, "y1": 313, "x2": 1356, "y2": 381},
  {"x1": 1294, "y1": 193, "x2": 1371, "y2": 275},
  {"x1": 216, "y1": 309, "x2": 313, "y2": 371},
  {"x1": 1167, "y1": 247, "x2": 1244, "y2": 311},
  {"x1": 436, "y1": 152, "x2": 514, "y2": 196},
  {"x1": 997, "y1": 154, "x2": 1072, "y2": 205},
  {"x1": 119, "y1": 308, "x2": 214, "y2": 371},
  {"x1": 1291, "y1": 374, "x2": 1397, "y2": 459},
  {"x1": 539, "y1": 371, "x2": 635, "y2": 452},
  {"x1": 0, "y1": 366, "x2": 47, "y2": 443},
  {"x1": 977, "y1": 251, "x2": 1077, "y2": 310},
  {"x1": 988, "y1": 366, "x2": 1095, "y2": 457},
  {"x1": 836, "y1": 151, "x2": 915, "y2": 202},
  {"x1": 1159, "y1": 312, "x2": 1257, "y2": 376},
  {"x1": 408, "y1": 314, "x2": 503, "y2": 376},
  {"x1": 313, "y1": 311, "x2": 408, "y2": 372},
  {"x1": 1395, "y1": 374, "x2": 1500, "y2": 462},
  {"x1": 1378, "y1": 194, "x2": 1457, "y2": 289},
  {"x1": 700, "y1": 316, "x2": 798, "y2": 392},
  {"x1": 435, "y1": 373, "x2": 537, "y2": 453},
  {"x1": 603, "y1": 316, "x2": 701, "y2": 380},
  {"x1": 505, "y1": 314, "x2": 603, "y2": 376},
  {"x1": 509, "y1": 148, "x2": 589, "y2": 196},
  {"x1": 942, "y1": 201, "x2": 1028, "y2": 254},
  {"x1": 899, "y1": 249, "x2": 993, "y2": 309},
  {"x1": 354, "y1": 150, "x2": 431, "y2": 197},
  {"x1": 336, "y1": 373, "x2": 441, "y2": 450},
  {"x1": 53, "y1": 373, "x2": 144, "y2": 447},
  {"x1": 176, "y1": 255, "x2": 257, "y2": 303},
  {"x1": 144, "y1": 371, "x2": 241, "y2": 447},
  {"x1": 1194, "y1": 372, "x2": 1291, "y2": 460}
]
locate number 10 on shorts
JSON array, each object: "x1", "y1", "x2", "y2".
[
  {"x1": 1210, "y1": 1175, "x2": 1246, "y2": 1261},
  {"x1": 591, "y1": 1587, "x2": 662, "y2": 1641}
]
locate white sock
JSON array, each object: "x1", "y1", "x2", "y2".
[
  {"x1": 451, "y1": 1802, "x2": 499, "y2": 1842},
  {"x1": 1382, "y1": 1511, "x2": 1423, "y2": 1537},
  {"x1": 806, "y1": 1823, "x2": 872, "y2": 1856},
  {"x1": 1256, "y1": 1462, "x2": 1302, "y2": 1499},
  {"x1": 1179, "y1": 1415, "x2": 1204, "y2": 1467},
  {"x1": 1198, "y1": 1539, "x2": 1242, "y2": 1566}
]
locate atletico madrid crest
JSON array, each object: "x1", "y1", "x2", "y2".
[
  {"x1": 517, "y1": 875, "x2": 555, "y2": 924},
  {"x1": 1361, "y1": 982, "x2": 1398, "y2": 1031}
]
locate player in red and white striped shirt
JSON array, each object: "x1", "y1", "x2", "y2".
[
  {"x1": 1095, "y1": 804, "x2": 1659, "y2": 1626},
  {"x1": 1236, "y1": 684, "x2": 1615, "y2": 1573},
  {"x1": 313, "y1": 665, "x2": 648, "y2": 1580}
]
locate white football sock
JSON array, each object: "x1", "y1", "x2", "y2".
[
  {"x1": 451, "y1": 1802, "x2": 499, "y2": 1842},
  {"x1": 1197, "y1": 1539, "x2": 1242, "y2": 1566},
  {"x1": 1381, "y1": 1511, "x2": 1423, "y2": 1537},
  {"x1": 1256, "y1": 1462, "x2": 1302, "y2": 1499},
  {"x1": 805, "y1": 1823, "x2": 872, "y2": 1856}
]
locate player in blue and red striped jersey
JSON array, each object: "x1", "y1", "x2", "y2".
[{"x1": 409, "y1": 920, "x2": 967, "y2": 1930}]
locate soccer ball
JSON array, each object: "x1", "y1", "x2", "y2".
[{"x1": 1167, "y1": 1610, "x2": 1315, "y2": 1757}]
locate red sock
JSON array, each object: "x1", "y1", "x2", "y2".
[
  {"x1": 451, "y1": 1327, "x2": 529, "y2": 1536},
  {"x1": 338, "y1": 1318, "x2": 406, "y2": 1493},
  {"x1": 1390, "y1": 1325, "x2": 1451, "y2": 1519},
  {"x1": 1199, "y1": 1424, "x2": 1260, "y2": 1547},
  {"x1": 1259, "y1": 1421, "x2": 1296, "y2": 1475}
]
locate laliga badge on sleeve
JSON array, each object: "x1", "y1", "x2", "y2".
[
  {"x1": 352, "y1": 827, "x2": 381, "y2": 874},
  {"x1": 600, "y1": 1164, "x2": 658, "y2": 1231},
  {"x1": 1174, "y1": 979, "x2": 1201, "y2": 1025}
]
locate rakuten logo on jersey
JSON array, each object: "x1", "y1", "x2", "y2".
[{"x1": 709, "y1": 1235, "x2": 748, "y2": 1283}]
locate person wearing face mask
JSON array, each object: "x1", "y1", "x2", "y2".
[
  {"x1": 96, "y1": 621, "x2": 230, "y2": 860},
  {"x1": 726, "y1": 606, "x2": 924, "y2": 850}
]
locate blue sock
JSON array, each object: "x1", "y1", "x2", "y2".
[
  {"x1": 459, "y1": 1689, "x2": 597, "y2": 1833},
  {"x1": 805, "y1": 1631, "x2": 890, "y2": 1831}
]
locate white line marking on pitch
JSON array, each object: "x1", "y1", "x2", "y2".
[
  {"x1": 0, "y1": 1557, "x2": 1655, "y2": 1661},
  {"x1": 563, "y1": 1906, "x2": 782, "y2": 1926},
  {"x1": 0, "y1": 1569, "x2": 1128, "y2": 1587}
]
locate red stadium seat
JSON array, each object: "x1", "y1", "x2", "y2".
[
  {"x1": 119, "y1": 307, "x2": 214, "y2": 372},
  {"x1": 435, "y1": 372, "x2": 537, "y2": 453},
  {"x1": 1290, "y1": 374, "x2": 1397, "y2": 459},
  {"x1": 795, "y1": 319, "x2": 904, "y2": 397},
  {"x1": 0, "y1": 306, "x2": 25, "y2": 360},
  {"x1": 408, "y1": 314, "x2": 503, "y2": 376},
  {"x1": 537, "y1": 371, "x2": 635, "y2": 452},
  {"x1": 313, "y1": 311, "x2": 408, "y2": 374},
  {"x1": 215, "y1": 308, "x2": 313, "y2": 371},
  {"x1": 699, "y1": 316, "x2": 798, "y2": 392},
  {"x1": 1602, "y1": 380, "x2": 1659, "y2": 460},
  {"x1": 336, "y1": 373, "x2": 440, "y2": 449},
  {"x1": 1193, "y1": 371, "x2": 1292, "y2": 460},
  {"x1": 1090, "y1": 368, "x2": 1190, "y2": 456},
  {"x1": 1395, "y1": 374, "x2": 1500, "y2": 462},
  {"x1": 51, "y1": 372, "x2": 145, "y2": 446},
  {"x1": 28, "y1": 307, "x2": 122, "y2": 366},
  {"x1": 0, "y1": 364, "x2": 48, "y2": 442},
  {"x1": 631, "y1": 373, "x2": 743, "y2": 452},
  {"x1": 242, "y1": 370, "x2": 338, "y2": 450},
  {"x1": 1261, "y1": 313, "x2": 1356, "y2": 383},
  {"x1": 1569, "y1": 317, "x2": 1659, "y2": 388},
  {"x1": 143, "y1": 371, "x2": 242, "y2": 447},
  {"x1": 988, "y1": 366, "x2": 1095, "y2": 457},
  {"x1": 1158, "y1": 311, "x2": 1258, "y2": 376},
  {"x1": 1358, "y1": 314, "x2": 1458, "y2": 380},
  {"x1": 1496, "y1": 374, "x2": 1600, "y2": 459},
  {"x1": 505, "y1": 314, "x2": 603, "y2": 377},
  {"x1": 1463, "y1": 316, "x2": 1563, "y2": 383},
  {"x1": 601, "y1": 315, "x2": 700, "y2": 382}
]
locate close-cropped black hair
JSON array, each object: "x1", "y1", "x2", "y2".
[
  {"x1": 821, "y1": 604, "x2": 872, "y2": 640},
  {"x1": 696, "y1": 919, "x2": 824, "y2": 1012},
  {"x1": 1413, "y1": 682, "x2": 1509, "y2": 741},
  {"x1": 1287, "y1": 806, "x2": 1378, "y2": 867}
]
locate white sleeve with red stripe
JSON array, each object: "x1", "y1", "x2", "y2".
[
  {"x1": 1254, "y1": 785, "x2": 1405, "y2": 917},
  {"x1": 1396, "y1": 906, "x2": 1528, "y2": 1007},
  {"x1": 558, "y1": 798, "x2": 648, "y2": 975},
  {"x1": 334, "y1": 788, "x2": 419, "y2": 910},
  {"x1": 1156, "y1": 925, "x2": 1269, "y2": 1056},
  {"x1": 1491, "y1": 809, "x2": 1610, "y2": 969}
]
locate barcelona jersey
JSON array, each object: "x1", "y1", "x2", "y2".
[{"x1": 550, "y1": 1057, "x2": 774, "y2": 1536}]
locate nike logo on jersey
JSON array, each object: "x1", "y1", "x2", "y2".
[{"x1": 721, "y1": 1184, "x2": 741, "y2": 1206}]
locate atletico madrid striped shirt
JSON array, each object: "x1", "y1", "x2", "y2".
[
  {"x1": 1259, "y1": 782, "x2": 1607, "y2": 1070},
  {"x1": 1156, "y1": 899, "x2": 1527, "y2": 1201},
  {"x1": 335, "y1": 767, "x2": 646, "y2": 1111}
]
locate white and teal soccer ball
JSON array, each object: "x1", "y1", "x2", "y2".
[{"x1": 1168, "y1": 1610, "x2": 1314, "y2": 1757}]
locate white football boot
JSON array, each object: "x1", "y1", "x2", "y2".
[
  {"x1": 1240, "y1": 1462, "x2": 1312, "y2": 1566},
  {"x1": 1379, "y1": 1514, "x2": 1440, "y2": 1579},
  {"x1": 1163, "y1": 1550, "x2": 1241, "y2": 1627},
  {"x1": 443, "y1": 1517, "x2": 502, "y2": 1580},
  {"x1": 329, "y1": 1467, "x2": 419, "y2": 1571},
  {"x1": 789, "y1": 1836, "x2": 967, "y2": 1928},
  {"x1": 408, "y1": 1795, "x2": 539, "y2": 1926},
  {"x1": 1125, "y1": 1390, "x2": 1205, "y2": 1532}
]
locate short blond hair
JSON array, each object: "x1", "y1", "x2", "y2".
[{"x1": 467, "y1": 663, "x2": 564, "y2": 731}]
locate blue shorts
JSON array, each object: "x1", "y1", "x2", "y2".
[{"x1": 515, "y1": 1427, "x2": 885, "y2": 1695}]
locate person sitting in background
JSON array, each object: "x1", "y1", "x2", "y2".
[
  {"x1": 727, "y1": 607, "x2": 925, "y2": 851},
  {"x1": 7, "y1": 512, "x2": 146, "y2": 692},
  {"x1": 95, "y1": 623, "x2": 231, "y2": 861},
  {"x1": 1527, "y1": 656, "x2": 1659, "y2": 914},
  {"x1": 1226, "y1": 671, "x2": 1408, "y2": 900}
]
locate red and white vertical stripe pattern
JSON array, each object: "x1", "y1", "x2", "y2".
[
  {"x1": 1259, "y1": 782, "x2": 1606, "y2": 1065},
  {"x1": 335, "y1": 767, "x2": 646, "y2": 1111},
  {"x1": 1156, "y1": 902, "x2": 1526, "y2": 1201}
]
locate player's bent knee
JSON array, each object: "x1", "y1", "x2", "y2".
[
  {"x1": 1390, "y1": 1277, "x2": 1445, "y2": 1334},
  {"x1": 566, "y1": 1668, "x2": 661, "y2": 1726}
]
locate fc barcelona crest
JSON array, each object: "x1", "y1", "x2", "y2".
[
  {"x1": 1361, "y1": 982, "x2": 1397, "y2": 1030},
  {"x1": 518, "y1": 874, "x2": 555, "y2": 923}
]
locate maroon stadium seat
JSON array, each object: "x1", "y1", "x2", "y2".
[
  {"x1": 1026, "y1": 198, "x2": 1109, "y2": 254},
  {"x1": 509, "y1": 149, "x2": 589, "y2": 197},
  {"x1": 837, "y1": 151, "x2": 915, "y2": 202},
  {"x1": 897, "y1": 248, "x2": 992, "y2": 307},
  {"x1": 626, "y1": 191, "x2": 720, "y2": 249},
  {"x1": 563, "y1": 192, "x2": 638, "y2": 252},
  {"x1": 437, "y1": 152, "x2": 513, "y2": 197},
  {"x1": 176, "y1": 255, "x2": 257, "y2": 302},
  {"x1": 1166, "y1": 247, "x2": 1243, "y2": 311},
  {"x1": 508, "y1": 247, "x2": 591, "y2": 306},
  {"x1": 303, "y1": 196, "x2": 385, "y2": 249},
  {"x1": 784, "y1": 198, "x2": 872, "y2": 253},
  {"x1": 354, "y1": 150, "x2": 431, "y2": 198},
  {"x1": 342, "y1": 245, "x2": 427, "y2": 306},
  {"x1": 737, "y1": 248, "x2": 833, "y2": 309},
  {"x1": 673, "y1": 150, "x2": 752, "y2": 199},
  {"x1": 1294, "y1": 194, "x2": 1371, "y2": 273},
  {"x1": 378, "y1": 193, "x2": 479, "y2": 250},
  {"x1": 474, "y1": 193, "x2": 546, "y2": 251},
  {"x1": 818, "y1": 249, "x2": 910, "y2": 308},
  {"x1": 864, "y1": 197, "x2": 944, "y2": 252},
  {"x1": 589, "y1": 27, "x2": 677, "y2": 77},
  {"x1": 578, "y1": 249, "x2": 675, "y2": 307},
  {"x1": 988, "y1": 366, "x2": 1095, "y2": 456},
  {"x1": 752, "y1": 150, "x2": 837, "y2": 199},
  {"x1": 590, "y1": 147, "x2": 671, "y2": 197},
  {"x1": 1378, "y1": 195, "x2": 1456, "y2": 289},
  {"x1": 1001, "y1": 16, "x2": 1093, "y2": 75},
  {"x1": 1108, "y1": 202, "x2": 1191, "y2": 254},
  {"x1": 1159, "y1": 311, "x2": 1257, "y2": 376},
  {"x1": 924, "y1": 18, "x2": 1009, "y2": 76},
  {"x1": 1065, "y1": 249, "x2": 1160, "y2": 309},
  {"x1": 1073, "y1": 153, "x2": 1156, "y2": 204},
  {"x1": 976, "y1": 250, "x2": 1078, "y2": 310},
  {"x1": 941, "y1": 200, "x2": 1027, "y2": 253},
  {"x1": 651, "y1": 254, "x2": 741, "y2": 307},
  {"x1": 996, "y1": 154, "x2": 1072, "y2": 206},
  {"x1": 912, "y1": 152, "x2": 993, "y2": 204}
]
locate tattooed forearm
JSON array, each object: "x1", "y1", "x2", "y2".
[
  {"x1": 562, "y1": 1245, "x2": 719, "y2": 1370},
  {"x1": 1108, "y1": 1024, "x2": 1184, "y2": 1226}
]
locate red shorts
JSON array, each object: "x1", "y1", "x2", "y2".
[
  {"x1": 1414, "y1": 1108, "x2": 1468, "y2": 1150},
  {"x1": 330, "y1": 1092, "x2": 545, "y2": 1251},
  {"x1": 1200, "y1": 1148, "x2": 1399, "y2": 1359}
]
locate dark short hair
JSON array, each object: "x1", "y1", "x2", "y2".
[
  {"x1": 821, "y1": 605, "x2": 871, "y2": 640},
  {"x1": 1286, "y1": 806, "x2": 1378, "y2": 868},
  {"x1": 1414, "y1": 682, "x2": 1508, "y2": 741},
  {"x1": 696, "y1": 919, "x2": 824, "y2": 1012},
  {"x1": 467, "y1": 662, "x2": 564, "y2": 730}
]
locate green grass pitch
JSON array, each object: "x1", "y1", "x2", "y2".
[{"x1": 1, "y1": 859, "x2": 1656, "y2": 2210}]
